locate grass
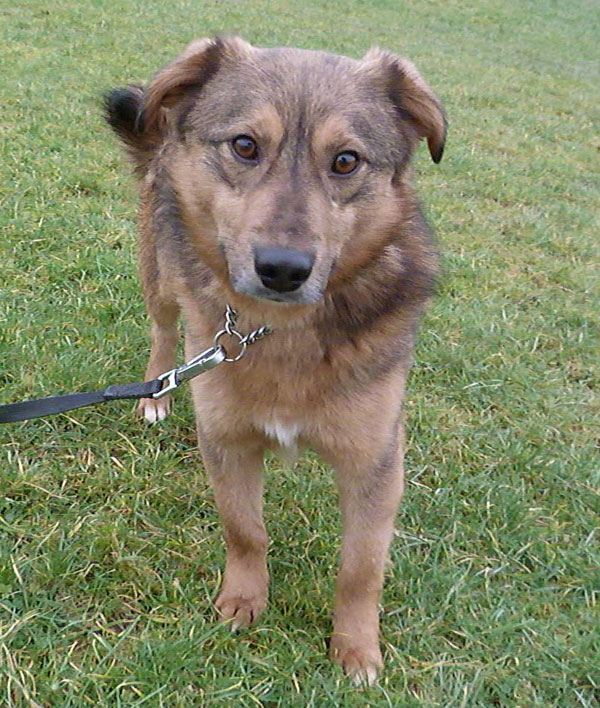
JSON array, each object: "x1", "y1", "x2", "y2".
[{"x1": 1, "y1": 0, "x2": 599, "y2": 705}]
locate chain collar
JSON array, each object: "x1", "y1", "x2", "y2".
[
  {"x1": 152, "y1": 305, "x2": 272, "y2": 399},
  {"x1": 213, "y1": 304, "x2": 272, "y2": 362}
]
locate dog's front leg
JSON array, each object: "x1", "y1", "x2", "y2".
[
  {"x1": 325, "y1": 412, "x2": 405, "y2": 685},
  {"x1": 199, "y1": 434, "x2": 269, "y2": 630}
]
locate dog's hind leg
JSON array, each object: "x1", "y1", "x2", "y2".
[
  {"x1": 136, "y1": 221, "x2": 180, "y2": 423},
  {"x1": 137, "y1": 301, "x2": 179, "y2": 423}
]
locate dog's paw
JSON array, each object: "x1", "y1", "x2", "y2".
[
  {"x1": 215, "y1": 591, "x2": 267, "y2": 631},
  {"x1": 136, "y1": 396, "x2": 171, "y2": 424},
  {"x1": 330, "y1": 635, "x2": 382, "y2": 686}
]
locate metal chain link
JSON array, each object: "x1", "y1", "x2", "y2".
[
  {"x1": 213, "y1": 305, "x2": 273, "y2": 362},
  {"x1": 153, "y1": 305, "x2": 272, "y2": 398}
]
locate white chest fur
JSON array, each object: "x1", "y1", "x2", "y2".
[{"x1": 262, "y1": 419, "x2": 301, "y2": 450}]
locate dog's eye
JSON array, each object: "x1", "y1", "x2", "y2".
[
  {"x1": 331, "y1": 151, "x2": 360, "y2": 175},
  {"x1": 231, "y1": 135, "x2": 259, "y2": 162}
]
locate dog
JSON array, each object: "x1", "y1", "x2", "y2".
[{"x1": 104, "y1": 36, "x2": 445, "y2": 684}]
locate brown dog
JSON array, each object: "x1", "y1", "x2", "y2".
[{"x1": 104, "y1": 36, "x2": 445, "y2": 684}]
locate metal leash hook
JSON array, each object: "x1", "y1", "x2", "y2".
[
  {"x1": 153, "y1": 346, "x2": 226, "y2": 399},
  {"x1": 152, "y1": 306, "x2": 272, "y2": 399}
]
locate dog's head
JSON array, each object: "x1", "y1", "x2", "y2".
[{"x1": 106, "y1": 37, "x2": 446, "y2": 306}]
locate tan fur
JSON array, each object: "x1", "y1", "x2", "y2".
[{"x1": 105, "y1": 37, "x2": 446, "y2": 684}]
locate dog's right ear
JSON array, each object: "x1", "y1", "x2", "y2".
[
  {"x1": 104, "y1": 37, "x2": 252, "y2": 175},
  {"x1": 104, "y1": 85, "x2": 156, "y2": 176},
  {"x1": 142, "y1": 36, "x2": 253, "y2": 135}
]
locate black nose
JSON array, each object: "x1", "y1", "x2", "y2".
[{"x1": 254, "y1": 246, "x2": 315, "y2": 293}]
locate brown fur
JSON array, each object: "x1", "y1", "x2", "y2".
[{"x1": 104, "y1": 36, "x2": 446, "y2": 683}]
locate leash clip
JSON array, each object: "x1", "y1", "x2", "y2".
[
  {"x1": 153, "y1": 306, "x2": 273, "y2": 400},
  {"x1": 153, "y1": 345, "x2": 226, "y2": 399}
]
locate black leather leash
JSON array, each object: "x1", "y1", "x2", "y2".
[
  {"x1": 0, "y1": 379, "x2": 164, "y2": 423},
  {"x1": 0, "y1": 345, "x2": 224, "y2": 424},
  {"x1": 0, "y1": 305, "x2": 273, "y2": 425}
]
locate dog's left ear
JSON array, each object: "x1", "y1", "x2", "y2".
[{"x1": 362, "y1": 48, "x2": 447, "y2": 163}]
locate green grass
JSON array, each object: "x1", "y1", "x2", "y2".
[{"x1": 1, "y1": 0, "x2": 599, "y2": 705}]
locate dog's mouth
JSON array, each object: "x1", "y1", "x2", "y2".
[
  {"x1": 253, "y1": 292, "x2": 296, "y2": 305},
  {"x1": 233, "y1": 278, "x2": 324, "y2": 306}
]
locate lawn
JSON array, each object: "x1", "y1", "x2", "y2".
[{"x1": 1, "y1": 0, "x2": 598, "y2": 706}]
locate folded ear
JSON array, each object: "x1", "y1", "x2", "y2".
[
  {"x1": 104, "y1": 36, "x2": 253, "y2": 176},
  {"x1": 362, "y1": 47, "x2": 447, "y2": 163},
  {"x1": 142, "y1": 36, "x2": 253, "y2": 136}
]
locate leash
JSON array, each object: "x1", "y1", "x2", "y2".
[{"x1": 0, "y1": 306, "x2": 272, "y2": 424}]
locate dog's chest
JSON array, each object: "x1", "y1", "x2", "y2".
[{"x1": 261, "y1": 418, "x2": 301, "y2": 449}]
